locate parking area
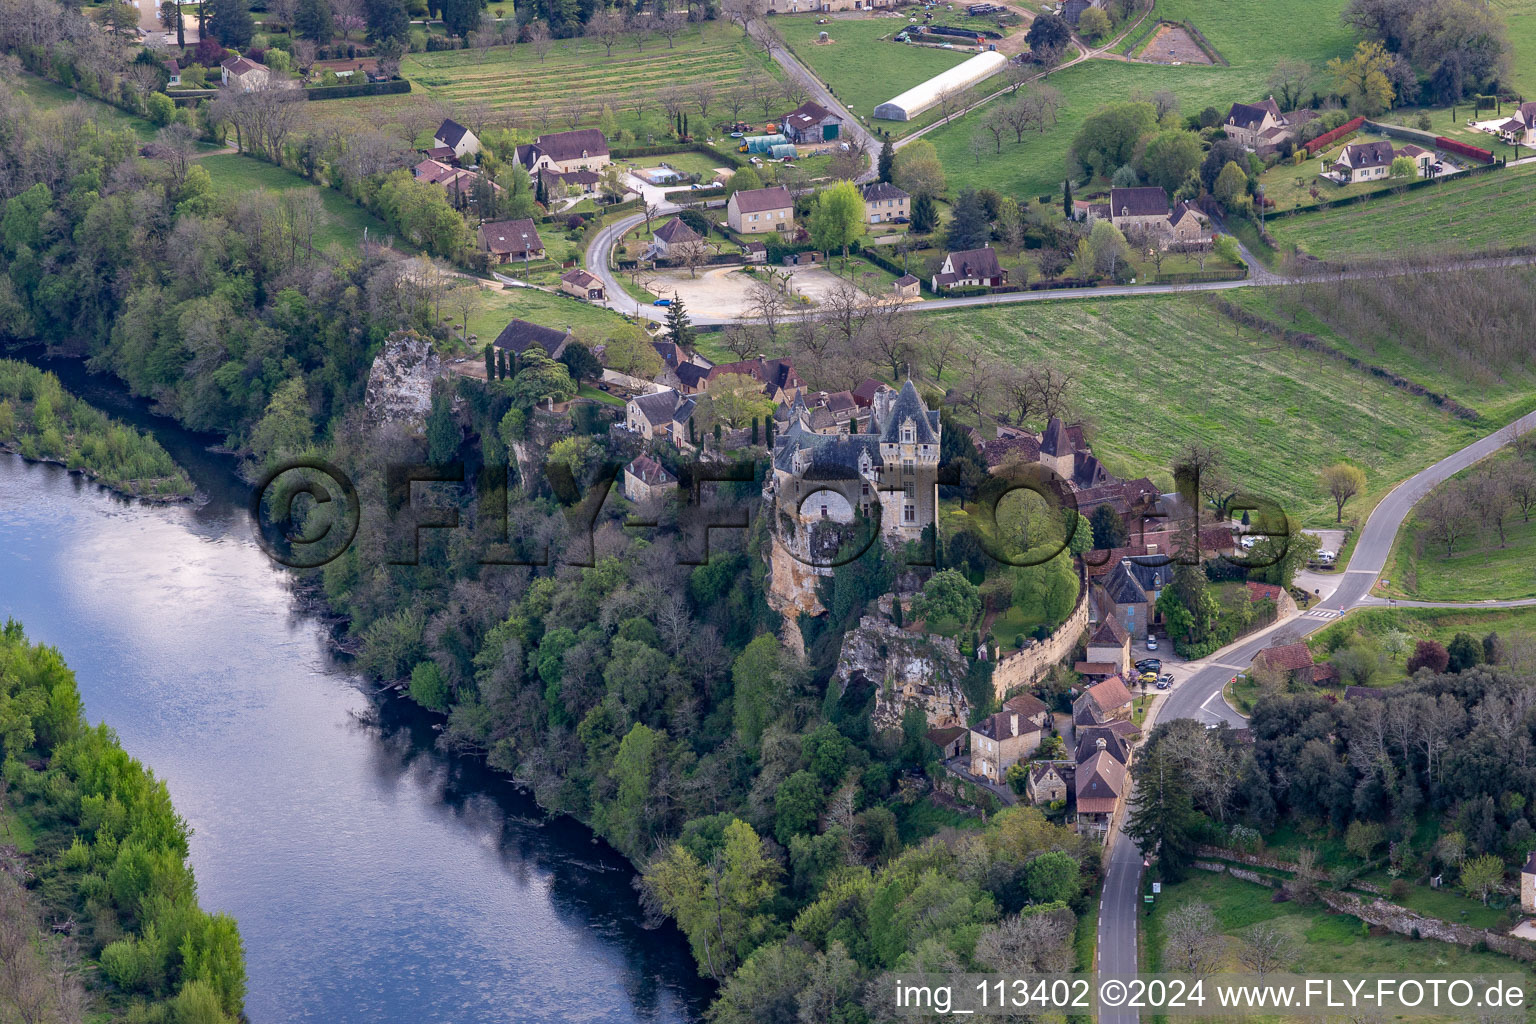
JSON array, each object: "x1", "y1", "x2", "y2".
[{"x1": 645, "y1": 264, "x2": 877, "y2": 317}]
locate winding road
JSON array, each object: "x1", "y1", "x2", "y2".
[{"x1": 1095, "y1": 407, "x2": 1536, "y2": 1022}]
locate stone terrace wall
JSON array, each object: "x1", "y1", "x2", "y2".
[{"x1": 990, "y1": 567, "x2": 1089, "y2": 699}]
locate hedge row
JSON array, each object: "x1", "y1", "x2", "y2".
[
  {"x1": 1153, "y1": 267, "x2": 1247, "y2": 284},
  {"x1": 1302, "y1": 115, "x2": 1365, "y2": 156},
  {"x1": 1270, "y1": 158, "x2": 1504, "y2": 219},
  {"x1": 1435, "y1": 135, "x2": 1495, "y2": 164},
  {"x1": 303, "y1": 78, "x2": 411, "y2": 101},
  {"x1": 1363, "y1": 119, "x2": 1440, "y2": 146}
]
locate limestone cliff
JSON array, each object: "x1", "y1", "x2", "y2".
[
  {"x1": 835, "y1": 616, "x2": 970, "y2": 731},
  {"x1": 363, "y1": 330, "x2": 447, "y2": 430}
]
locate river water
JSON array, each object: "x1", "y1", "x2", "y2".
[{"x1": 0, "y1": 359, "x2": 710, "y2": 1024}]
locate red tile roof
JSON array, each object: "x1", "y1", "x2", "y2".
[{"x1": 1256, "y1": 641, "x2": 1314, "y2": 672}]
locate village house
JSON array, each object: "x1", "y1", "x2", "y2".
[
  {"x1": 1323, "y1": 140, "x2": 1405, "y2": 184},
  {"x1": 1079, "y1": 615, "x2": 1132, "y2": 677},
  {"x1": 727, "y1": 185, "x2": 795, "y2": 234},
  {"x1": 559, "y1": 268, "x2": 605, "y2": 302},
  {"x1": 516, "y1": 129, "x2": 611, "y2": 174},
  {"x1": 926, "y1": 725, "x2": 969, "y2": 760},
  {"x1": 931, "y1": 245, "x2": 1006, "y2": 291},
  {"x1": 1107, "y1": 186, "x2": 1172, "y2": 236},
  {"x1": 705, "y1": 356, "x2": 804, "y2": 405},
  {"x1": 415, "y1": 160, "x2": 501, "y2": 206},
  {"x1": 1073, "y1": 674, "x2": 1135, "y2": 727},
  {"x1": 1223, "y1": 97, "x2": 1285, "y2": 149},
  {"x1": 860, "y1": 181, "x2": 910, "y2": 224},
  {"x1": 1251, "y1": 641, "x2": 1328, "y2": 685},
  {"x1": 650, "y1": 217, "x2": 704, "y2": 260},
  {"x1": 491, "y1": 319, "x2": 572, "y2": 360},
  {"x1": 220, "y1": 55, "x2": 270, "y2": 90},
  {"x1": 1094, "y1": 560, "x2": 1151, "y2": 641},
  {"x1": 538, "y1": 168, "x2": 601, "y2": 198},
  {"x1": 165, "y1": 59, "x2": 181, "y2": 86},
  {"x1": 743, "y1": 241, "x2": 768, "y2": 264},
  {"x1": 1522, "y1": 851, "x2": 1536, "y2": 913},
  {"x1": 1167, "y1": 202, "x2": 1213, "y2": 246},
  {"x1": 1076, "y1": 738, "x2": 1127, "y2": 842},
  {"x1": 1025, "y1": 762, "x2": 1071, "y2": 805},
  {"x1": 1076, "y1": 722, "x2": 1135, "y2": 764},
  {"x1": 477, "y1": 218, "x2": 545, "y2": 263},
  {"x1": 1493, "y1": 101, "x2": 1536, "y2": 145},
  {"x1": 968, "y1": 694, "x2": 1051, "y2": 783},
  {"x1": 765, "y1": 0, "x2": 893, "y2": 14},
  {"x1": 625, "y1": 388, "x2": 697, "y2": 448},
  {"x1": 894, "y1": 274, "x2": 921, "y2": 299},
  {"x1": 780, "y1": 101, "x2": 844, "y2": 145},
  {"x1": 433, "y1": 118, "x2": 480, "y2": 160},
  {"x1": 623, "y1": 454, "x2": 676, "y2": 503}
]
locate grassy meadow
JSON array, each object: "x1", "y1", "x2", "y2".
[
  {"x1": 299, "y1": 22, "x2": 781, "y2": 141},
  {"x1": 918, "y1": 293, "x2": 1493, "y2": 524},
  {"x1": 1267, "y1": 163, "x2": 1536, "y2": 262},
  {"x1": 771, "y1": 15, "x2": 969, "y2": 124},
  {"x1": 198, "y1": 153, "x2": 392, "y2": 250}
]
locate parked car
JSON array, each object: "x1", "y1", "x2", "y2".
[
  {"x1": 1136, "y1": 658, "x2": 1161, "y2": 674},
  {"x1": 1240, "y1": 535, "x2": 1259, "y2": 549},
  {"x1": 1146, "y1": 635, "x2": 1158, "y2": 651},
  {"x1": 1157, "y1": 674, "x2": 1173, "y2": 689},
  {"x1": 1138, "y1": 670, "x2": 1158, "y2": 685},
  {"x1": 597, "y1": 383, "x2": 610, "y2": 392},
  {"x1": 653, "y1": 298, "x2": 672, "y2": 307}
]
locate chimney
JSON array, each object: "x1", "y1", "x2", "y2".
[
  {"x1": 1147, "y1": 543, "x2": 1158, "y2": 555},
  {"x1": 1096, "y1": 737, "x2": 1107, "y2": 751},
  {"x1": 1010, "y1": 713, "x2": 1019, "y2": 735}
]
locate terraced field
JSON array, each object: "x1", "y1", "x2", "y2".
[
  {"x1": 299, "y1": 22, "x2": 781, "y2": 139},
  {"x1": 1267, "y1": 163, "x2": 1536, "y2": 262}
]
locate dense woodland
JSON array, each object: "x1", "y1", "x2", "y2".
[{"x1": 0, "y1": 622, "x2": 245, "y2": 1023}]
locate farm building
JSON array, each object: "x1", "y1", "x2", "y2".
[{"x1": 873, "y1": 51, "x2": 1008, "y2": 121}]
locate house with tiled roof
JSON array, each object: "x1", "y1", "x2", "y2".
[
  {"x1": 851, "y1": 378, "x2": 891, "y2": 408},
  {"x1": 1076, "y1": 741, "x2": 1127, "y2": 842},
  {"x1": 433, "y1": 118, "x2": 480, "y2": 159},
  {"x1": 1026, "y1": 761, "x2": 1071, "y2": 805},
  {"x1": 220, "y1": 55, "x2": 270, "y2": 90},
  {"x1": 538, "y1": 167, "x2": 601, "y2": 198},
  {"x1": 860, "y1": 181, "x2": 910, "y2": 224},
  {"x1": 727, "y1": 185, "x2": 794, "y2": 234},
  {"x1": 968, "y1": 693, "x2": 1051, "y2": 783},
  {"x1": 931, "y1": 246, "x2": 1005, "y2": 291},
  {"x1": 477, "y1": 218, "x2": 545, "y2": 263},
  {"x1": 1083, "y1": 615, "x2": 1132, "y2": 676},
  {"x1": 1073, "y1": 674, "x2": 1135, "y2": 727},
  {"x1": 651, "y1": 216, "x2": 703, "y2": 259},
  {"x1": 926, "y1": 725, "x2": 969, "y2": 760},
  {"x1": 705, "y1": 357, "x2": 804, "y2": 404},
  {"x1": 1252, "y1": 641, "x2": 1320, "y2": 684},
  {"x1": 623, "y1": 454, "x2": 677, "y2": 502},
  {"x1": 1325, "y1": 140, "x2": 1397, "y2": 184},
  {"x1": 559, "y1": 267, "x2": 605, "y2": 302}
]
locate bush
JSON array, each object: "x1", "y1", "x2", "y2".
[
  {"x1": 1389, "y1": 878, "x2": 1410, "y2": 900},
  {"x1": 409, "y1": 661, "x2": 451, "y2": 711}
]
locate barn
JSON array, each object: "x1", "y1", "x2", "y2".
[{"x1": 873, "y1": 50, "x2": 1009, "y2": 121}]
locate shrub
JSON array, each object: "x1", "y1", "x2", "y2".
[{"x1": 409, "y1": 661, "x2": 451, "y2": 711}]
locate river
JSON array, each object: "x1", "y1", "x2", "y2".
[{"x1": 0, "y1": 357, "x2": 711, "y2": 1024}]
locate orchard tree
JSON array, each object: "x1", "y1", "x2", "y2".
[{"x1": 1320, "y1": 463, "x2": 1366, "y2": 522}]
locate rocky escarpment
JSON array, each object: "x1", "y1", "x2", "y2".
[
  {"x1": 835, "y1": 615, "x2": 970, "y2": 731},
  {"x1": 363, "y1": 330, "x2": 447, "y2": 430}
]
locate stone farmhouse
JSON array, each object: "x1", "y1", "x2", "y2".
[
  {"x1": 1083, "y1": 187, "x2": 1212, "y2": 248},
  {"x1": 968, "y1": 693, "x2": 1051, "y2": 783},
  {"x1": 559, "y1": 268, "x2": 605, "y2": 302},
  {"x1": 625, "y1": 388, "x2": 697, "y2": 449},
  {"x1": 1222, "y1": 96, "x2": 1318, "y2": 154},
  {"x1": 1025, "y1": 762, "x2": 1071, "y2": 805},
  {"x1": 516, "y1": 129, "x2": 610, "y2": 174},
  {"x1": 623, "y1": 454, "x2": 676, "y2": 503},
  {"x1": 649, "y1": 216, "x2": 704, "y2": 260},
  {"x1": 492, "y1": 319, "x2": 572, "y2": 360},
  {"x1": 220, "y1": 55, "x2": 270, "y2": 90}
]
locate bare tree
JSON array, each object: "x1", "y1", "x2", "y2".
[
  {"x1": 1025, "y1": 365, "x2": 1075, "y2": 421},
  {"x1": 530, "y1": 98, "x2": 555, "y2": 131},
  {"x1": 628, "y1": 9, "x2": 655, "y2": 50},
  {"x1": 923, "y1": 330, "x2": 959, "y2": 384},
  {"x1": 780, "y1": 76, "x2": 809, "y2": 110},
  {"x1": 692, "y1": 78, "x2": 716, "y2": 121},
  {"x1": 676, "y1": 237, "x2": 712, "y2": 278},
  {"x1": 659, "y1": 84, "x2": 689, "y2": 122},
  {"x1": 749, "y1": 72, "x2": 778, "y2": 119},
  {"x1": 1237, "y1": 922, "x2": 1297, "y2": 980},
  {"x1": 747, "y1": 274, "x2": 787, "y2": 338},
  {"x1": 1151, "y1": 88, "x2": 1179, "y2": 119},
  {"x1": 659, "y1": 8, "x2": 688, "y2": 47},
  {"x1": 721, "y1": 0, "x2": 765, "y2": 32},
  {"x1": 560, "y1": 94, "x2": 589, "y2": 130},
  {"x1": 937, "y1": 86, "x2": 962, "y2": 124},
  {"x1": 1421, "y1": 482, "x2": 1473, "y2": 557},
  {"x1": 1019, "y1": 84, "x2": 1064, "y2": 133},
  {"x1": 1506, "y1": 460, "x2": 1536, "y2": 523},
  {"x1": 980, "y1": 107, "x2": 1006, "y2": 153},
  {"x1": 154, "y1": 122, "x2": 198, "y2": 187},
  {"x1": 1469, "y1": 466, "x2": 1512, "y2": 545},
  {"x1": 1162, "y1": 902, "x2": 1225, "y2": 979},
  {"x1": 291, "y1": 38, "x2": 318, "y2": 77},
  {"x1": 959, "y1": 349, "x2": 997, "y2": 415},
  {"x1": 723, "y1": 83, "x2": 750, "y2": 124},
  {"x1": 720, "y1": 319, "x2": 763, "y2": 361},
  {"x1": 1004, "y1": 57, "x2": 1034, "y2": 94},
  {"x1": 527, "y1": 19, "x2": 553, "y2": 60},
  {"x1": 587, "y1": 9, "x2": 626, "y2": 56}
]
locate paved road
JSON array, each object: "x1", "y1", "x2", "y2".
[{"x1": 1094, "y1": 407, "x2": 1536, "y2": 1016}]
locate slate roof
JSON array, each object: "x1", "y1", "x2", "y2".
[
  {"x1": 632, "y1": 388, "x2": 683, "y2": 426},
  {"x1": 492, "y1": 318, "x2": 568, "y2": 357},
  {"x1": 654, "y1": 217, "x2": 702, "y2": 244},
  {"x1": 1100, "y1": 561, "x2": 1148, "y2": 606},
  {"x1": 435, "y1": 118, "x2": 471, "y2": 148},
  {"x1": 879, "y1": 379, "x2": 937, "y2": 444},
  {"x1": 1040, "y1": 416, "x2": 1070, "y2": 456},
  {"x1": 1109, "y1": 186, "x2": 1170, "y2": 219},
  {"x1": 531, "y1": 128, "x2": 609, "y2": 163},
  {"x1": 896, "y1": 273, "x2": 920, "y2": 287},
  {"x1": 1076, "y1": 725, "x2": 1132, "y2": 765},
  {"x1": 972, "y1": 706, "x2": 1045, "y2": 742},
  {"x1": 942, "y1": 245, "x2": 1003, "y2": 281},
  {"x1": 771, "y1": 420, "x2": 881, "y2": 476},
  {"x1": 221, "y1": 55, "x2": 267, "y2": 76},
  {"x1": 732, "y1": 185, "x2": 794, "y2": 214},
  {"x1": 1226, "y1": 100, "x2": 1277, "y2": 131},
  {"x1": 1003, "y1": 693, "x2": 1050, "y2": 721},
  {"x1": 675, "y1": 363, "x2": 710, "y2": 390},
  {"x1": 861, "y1": 181, "x2": 910, "y2": 202},
  {"x1": 1339, "y1": 140, "x2": 1395, "y2": 168},
  {"x1": 1522, "y1": 850, "x2": 1536, "y2": 876}
]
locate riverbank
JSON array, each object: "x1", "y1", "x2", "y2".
[
  {"x1": 0, "y1": 620, "x2": 246, "y2": 1021},
  {"x1": 0, "y1": 359, "x2": 194, "y2": 502}
]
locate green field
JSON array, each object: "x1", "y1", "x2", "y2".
[
  {"x1": 13, "y1": 70, "x2": 158, "y2": 141},
  {"x1": 921, "y1": 0, "x2": 1357, "y2": 197},
  {"x1": 466, "y1": 283, "x2": 634, "y2": 348},
  {"x1": 1382, "y1": 449, "x2": 1536, "y2": 601},
  {"x1": 1145, "y1": 871, "x2": 1534, "y2": 1015},
  {"x1": 1268, "y1": 164, "x2": 1536, "y2": 263},
  {"x1": 302, "y1": 23, "x2": 779, "y2": 141},
  {"x1": 198, "y1": 153, "x2": 391, "y2": 250},
  {"x1": 1492, "y1": 0, "x2": 1536, "y2": 94},
  {"x1": 920, "y1": 293, "x2": 1496, "y2": 524},
  {"x1": 1310, "y1": 606, "x2": 1536, "y2": 674},
  {"x1": 771, "y1": 15, "x2": 969, "y2": 125}
]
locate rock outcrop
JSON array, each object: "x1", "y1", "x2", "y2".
[
  {"x1": 835, "y1": 615, "x2": 970, "y2": 731},
  {"x1": 364, "y1": 330, "x2": 447, "y2": 430}
]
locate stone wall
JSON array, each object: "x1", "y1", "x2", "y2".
[{"x1": 990, "y1": 567, "x2": 1090, "y2": 699}]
